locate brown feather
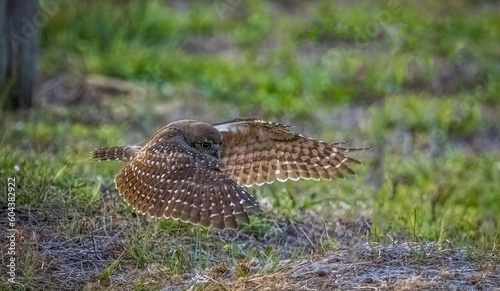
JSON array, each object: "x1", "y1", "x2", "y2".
[
  {"x1": 213, "y1": 118, "x2": 371, "y2": 187},
  {"x1": 113, "y1": 122, "x2": 260, "y2": 229}
]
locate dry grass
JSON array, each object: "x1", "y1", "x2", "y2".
[
  {"x1": 1, "y1": 206, "x2": 498, "y2": 290},
  {"x1": 206, "y1": 242, "x2": 499, "y2": 291}
]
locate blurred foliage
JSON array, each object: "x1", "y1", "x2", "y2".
[{"x1": 39, "y1": 0, "x2": 499, "y2": 118}]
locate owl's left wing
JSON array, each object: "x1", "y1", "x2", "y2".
[
  {"x1": 115, "y1": 128, "x2": 260, "y2": 230},
  {"x1": 213, "y1": 117, "x2": 370, "y2": 187}
]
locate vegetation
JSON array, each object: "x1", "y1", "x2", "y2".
[{"x1": 1, "y1": 0, "x2": 499, "y2": 289}]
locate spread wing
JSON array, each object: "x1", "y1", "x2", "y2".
[
  {"x1": 213, "y1": 117, "x2": 369, "y2": 187},
  {"x1": 114, "y1": 127, "x2": 260, "y2": 230}
]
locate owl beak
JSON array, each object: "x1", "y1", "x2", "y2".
[{"x1": 213, "y1": 145, "x2": 222, "y2": 159}]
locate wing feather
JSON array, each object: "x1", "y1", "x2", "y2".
[
  {"x1": 114, "y1": 126, "x2": 261, "y2": 229},
  {"x1": 213, "y1": 117, "x2": 371, "y2": 187}
]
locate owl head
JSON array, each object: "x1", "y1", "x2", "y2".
[{"x1": 168, "y1": 120, "x2": 223, "y2": 159}]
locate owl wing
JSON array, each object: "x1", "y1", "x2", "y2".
[
  {"x1": 114, "y1": 127, "x2": 260, "y2": 230},
  {"x1": 213, "y1": 117, "x2": 370, "y2": 187}
]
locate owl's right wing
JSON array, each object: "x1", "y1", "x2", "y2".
[
  {"x1": 213, "y1": 117, "x2": 371, "y2": 187},
  {"x1": 114, "y1": 127, "x2": 260, "y2": 230}
]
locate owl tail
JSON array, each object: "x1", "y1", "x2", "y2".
[{"x1": 91, "y1": 146, "x2": 141, "y2": 162}]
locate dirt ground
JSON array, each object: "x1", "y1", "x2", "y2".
[
  {"x1": 3, "y1": 208, "x2": 498, "y2": 291},
  {"x1": 213, "y1": 242, "x2": 500, "y2": 291}
]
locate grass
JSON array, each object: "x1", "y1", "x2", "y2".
[{"x1": 1, "y1": 0, "x2": 499, "y2": 289}]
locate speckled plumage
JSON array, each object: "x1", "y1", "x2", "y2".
[{"x1": 92, "y1": 118, "x2": 370, "y2": 229}]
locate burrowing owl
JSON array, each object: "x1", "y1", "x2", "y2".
[{"x1": 92, "y1": 118, "x2": 370, "y2": 229}]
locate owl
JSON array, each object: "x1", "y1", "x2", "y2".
[{"x1": 92, "y1": 118, "x2": 370, "y2": 230}]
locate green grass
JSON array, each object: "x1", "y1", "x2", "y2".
[{"x1": 1, "y1": 0, "x2": 499, "y2": 289}]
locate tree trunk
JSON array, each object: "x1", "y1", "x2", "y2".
[{"x1": 0, "y1": 0, "x2": 38, "y2": 110}]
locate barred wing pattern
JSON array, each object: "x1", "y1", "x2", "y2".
[
  {"x1": 92, "y1": 145, "x2": 141, "y2": 162},
  {"x1": 114, "y1": 128, "x2": 260, "y2": 229},
  {"x1": 213, "y1": 118, "x2": 365, "y2": 188}
]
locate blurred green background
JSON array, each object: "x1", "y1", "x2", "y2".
[{"x1": 0, "y1": 0, "x2": 499, "y2": 288}]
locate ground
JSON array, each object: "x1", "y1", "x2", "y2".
[{"x1": 1, "y1": 0, "x2": 500, "y2": 290}]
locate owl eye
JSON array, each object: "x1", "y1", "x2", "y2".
[{"x1": 201, "y1": 142, "x2": 212, "y2": 150}]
